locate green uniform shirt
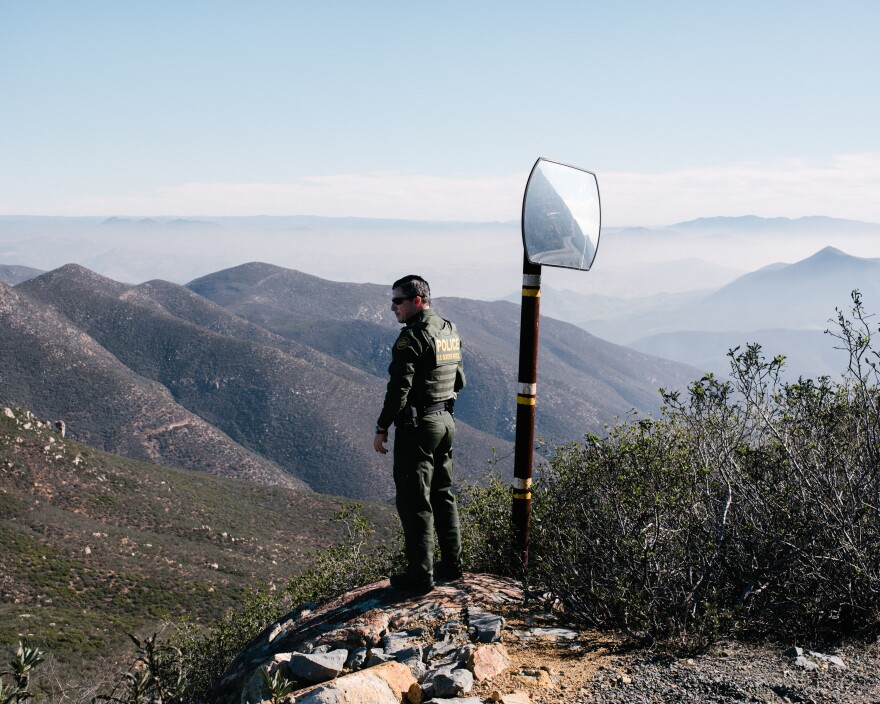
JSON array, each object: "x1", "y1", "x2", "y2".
[{"x1": 377, "y1": 308, "x2": 466, "y2": 430}]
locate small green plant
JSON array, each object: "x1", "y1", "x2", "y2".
[
  {"x1": 0, "y1": 639, "x2": 45, "y2": 704},
  {"x1": 93, "y1": 632, "x2": 185, "y2": 704},
  {"x1": 458, "y1": 470, "x2": 518, "y2": 577},
  {"x1": 168, "y1": 588, "x2": 284, "y2": 702},
  {"x1": 258, "y1": 665, "x2": 295, "y2": 703},
  {"x1": 285, "y1": 503, "x2": 403, "y2": 608},
  {"x1": 0, "y1": 679, "x2": 26, "y2": 704}
]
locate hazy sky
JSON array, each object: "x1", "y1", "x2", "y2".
[{"x1": 2, "y1": 1, "x2": 879, "y2": 226}]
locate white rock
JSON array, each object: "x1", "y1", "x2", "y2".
[
  {"x1": 793, "y1": 655, "x2": 818, "y2": 671},
  {"x1": 286, "y1": 649, "x2": 349, "y2": 683},
  {"x1": 808, "y1": 651, "x2": 846, "y2": 669},
  {"x1": 296, "y1": 661, "x2": 416, "y2": 704}
]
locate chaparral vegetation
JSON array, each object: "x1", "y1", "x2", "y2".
[{"x1": 464, "y1": 291, "x2": 880, "y2": 646}]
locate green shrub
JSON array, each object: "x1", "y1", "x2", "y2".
[
  {"x1": 283, "y1": 503, "x2": 403, "y2": 608},
  {"x1": 460, "y1": 291, "x2": 880, "y2": 646},
  {"x1": 459, "y1": 470, "x2": 518, "y2": 577},
  {"x1": 93, "y1": 632, "x2": 185, "y2": 704}
]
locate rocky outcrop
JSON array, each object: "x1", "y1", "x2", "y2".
[{"x1": 214, "y1": 574, "x2": 526, "y2": 704}]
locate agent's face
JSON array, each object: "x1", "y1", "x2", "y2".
[{"x1": 391, "y1": 287, "x2": 420, "y2": 323}]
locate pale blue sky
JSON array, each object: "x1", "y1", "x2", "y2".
[{"x1": 2, "y1": 1, "x2": 878, "y2": 225}]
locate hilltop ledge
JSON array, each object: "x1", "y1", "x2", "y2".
[
  {"x1": 213, "y1": 572, "x2": 880, "y2": 704},
  {"x1": 215, "y1": 573, "x2": 540, "y2": 703}
]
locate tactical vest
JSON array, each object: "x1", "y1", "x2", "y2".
[{"x1": 413, "y1": 313, "x2": 462, "y2": 406}]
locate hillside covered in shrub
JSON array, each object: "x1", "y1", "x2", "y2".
[{"x1": 0, "y1": 406, "x2": 395, "y2": 697}]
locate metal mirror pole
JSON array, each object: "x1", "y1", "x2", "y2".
[{"x1": 513, "y1": 253, "x2": 541, "y2": 569}]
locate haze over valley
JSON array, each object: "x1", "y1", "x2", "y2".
[
  {"x1": 4, "y1": 213, "x2": 879, "y2": 383},
  {"x1": 539, "y1": 244, "x2": 880, "y2": 379},
  {"x1": 4, "y1": 213, "x2": 880, "y2": 301}
]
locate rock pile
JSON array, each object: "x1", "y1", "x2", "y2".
[
  {"x1": 214, "y1": 570, "x2": 879, "y2": 704},
  {"x1": 214, "y1": 574, "x2": 532, "y2": 704}
]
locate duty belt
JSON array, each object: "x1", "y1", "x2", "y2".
[{"x1": 421, "y1": 401, "x2": 450, "y2": 416}]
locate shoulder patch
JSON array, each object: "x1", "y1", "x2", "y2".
[{"x1": 396, "y1": 337, "x2": 411, "y2": 350}]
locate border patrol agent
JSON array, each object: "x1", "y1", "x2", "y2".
[{"x1": 374, "y1": 275, "x2": 465, "y2": 593}]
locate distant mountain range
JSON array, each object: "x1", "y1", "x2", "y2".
[
  {"x1": 0, "y1": 264, "x2": 42, "y2": 284},
  {"x1": 671, "y1": 215, "x2": 880, "y2": 234},
  {"x1": 573, "y1": 216, "x2": 880, "y2": 297},
  {"x1": 3, "y1": 214, "x2": 879, "y2": 300},
  {"x1": 0, "y1": 262, "x2": 696, "y2": 501},
  {"x1": 547, "y1": 247, "x2": 880, "y2": 378},
  {"x1": 585, "y1": 247, "x2": 880, "y2": 338}
]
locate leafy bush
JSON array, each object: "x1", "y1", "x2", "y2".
[
  {"x1": 93, "y1": 633, "x2": 185, "y2": 704},
  {"x1": 284, "y1": 503, "x2": 404, "y2": 608},
  {"x1": 460, "y1": 291, "x2": 880, "y2": 645},
  {"x1": 459, "y1": 468, "x2": 519, "y2": 578}
]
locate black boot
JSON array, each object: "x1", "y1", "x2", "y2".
[
  {"x1": 389, "y1": 572, "x2": 434, "y2": 595},
  {"x1": 434, "y1": 562, "x2": 463, "y2": 582}
]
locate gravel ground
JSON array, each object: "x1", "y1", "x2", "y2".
[
  {"x1": 485, "y1": 626, "x2": 880, "y2": 704},
  {"x1": 587, "y1": 641, "x2": 880, "y2": 704}
]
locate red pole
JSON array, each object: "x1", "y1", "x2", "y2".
[{"x1": 513, "y1": 254, "x2": 541, "y2": 568}]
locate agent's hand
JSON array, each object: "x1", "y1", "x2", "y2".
[{"x1": 374, "y1": 429, "x2": 388, "y2": 454}]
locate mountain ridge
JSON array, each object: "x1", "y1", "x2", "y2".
[
  {"x1": 2, "y1": 262, "x2": 698, "y2": 500},
  {"x1": 17, "y1": 265, "x2": 419, "y2": 498},
  {"x1": 4, "y1": 214, "x2": 880, "y2": 299},
  {"x1": 0, "y1": 264, "x2": 43, "y2": 285},
  {"x1": 670, "y1": 215, "x2": 880, "y2": 232},
  {"x1": 0, "y1": 279, "x2": 303, "y2": 488},
  {"x1": 187, "y1": 262, "x2": 698, "y2": 443}
]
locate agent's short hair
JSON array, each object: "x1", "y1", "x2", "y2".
[{"x1": 393, "y1": 275, "x2": 430, "y2": 304}]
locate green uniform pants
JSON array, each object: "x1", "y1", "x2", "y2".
[{"x1": 393, "y1": 411, "x2": 462, "y2": 585}]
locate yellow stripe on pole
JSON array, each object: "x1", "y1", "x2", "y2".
[
  {"x1": 513, "y1": 491, "x2": 532, "y2": 500},
  {"x1": 517, "y1": 395, "x2": 536, "y2": 405},
  {"x1": 521, "y1": 288, "x2": 541, "y2": 297}
]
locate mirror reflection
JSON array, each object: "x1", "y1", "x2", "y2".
[{"x1": 521, "y1": 158, "x2": 601, "y2": 271}]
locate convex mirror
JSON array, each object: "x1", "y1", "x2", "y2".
[{"x1": 521, "y1": 158, "x2": 601, "y2": 271}]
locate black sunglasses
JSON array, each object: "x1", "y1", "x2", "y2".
[{"x1": 391, "y1": 296, "x2": 415, "y2": 305}]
